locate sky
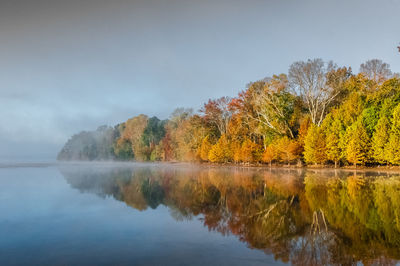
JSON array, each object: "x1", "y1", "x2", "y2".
[{"x1": 0, "y1": 0, "x2": 399, "y2": 160}]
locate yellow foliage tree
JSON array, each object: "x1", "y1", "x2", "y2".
[
  {"x1": 386, "y1": 104, "x2": 400, "y2": 165},
  {"x1": 276, "y1": 136, "x2": 302, "y2": 165},
  {"x1": 303, "y1": 125, "x2": 327, "y2": 165},
  {"x1": 208, "y1": 134, "x2": 232, "y2": 163},
  {"x1": 372, "y1": 115, "x2": 390, "y2": 164},
  {"x1": 345, "y1": 119, "x2": 371, "y2": 166},
  {"x1": 262, "y1": 143, "x2": 279, "y2": 167},
  {"x1": 231, "y1": 141, "x2": 242, "y2": 163},
  {"x1": 240, "y1": 138, "x2": 262, "y2": 163},
  {"x1": 199, "y1": 135, "x2": 212, "y2": 161},
  {"x1": 325, "y1": 117, "x2": 345, "y2": 168}
]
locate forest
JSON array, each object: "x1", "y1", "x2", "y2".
[{"x1": 58, "y1": 58, "x2": 400, "y2": 167}]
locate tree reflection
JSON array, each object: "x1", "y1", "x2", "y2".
[{"x1": 59, "y1": 165, "x2": 400, "y2": 265}]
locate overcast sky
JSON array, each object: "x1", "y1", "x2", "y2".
[{"x1": 1, "y1": 0, "x2": 399, "y2": 160}]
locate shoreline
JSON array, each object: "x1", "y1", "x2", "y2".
[
  {"x1": 52, "y1": 160, "x2": 400, "y2": 174},
  {"x1": 189, "y1": 162, "x2": 400, "y2": 174}
]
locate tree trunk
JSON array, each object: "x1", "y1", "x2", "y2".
[{"x1": 334, "y1": 160, "x2": 337, "y2": 168}]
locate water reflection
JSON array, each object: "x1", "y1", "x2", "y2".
[{"x1": 59, "y1": 164, "x2": 400, "y2": 265}]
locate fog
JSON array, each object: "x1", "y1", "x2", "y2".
[{"x1": 1, "y1": 0, "x2": 399, "y2": 160}]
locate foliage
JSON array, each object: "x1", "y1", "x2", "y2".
[
  {"x1": 386, "y1": 104, "x2": 400, "y2": 165},
  {"x1": 372, "y1": 115, "x2": 390, "y2": 164},
  {"x1": 276, "y1": 137, "x2": 302, "y2": 164},
  {"x1": 262, "y1": 143, "x2": 279, "y2": 166},
  {"x1": 59, "y1": 58, "x2": 400, "y2": 167},
  {"x1": 303, "y1": 125, "x2": 327, "y2": 164},
  {"x1": 199, "y1": 135, "x2": 213, "y2": 161},
  {"x1": 208, "y1": 134, "x2": 232, "y2": 163},
  {"x1": 345, "y1": 119, "x2": 371, "y2": 166},
  {"x1": 324, "y1": 116, "x2": 344, "y2": 167},
  {"x1": 239, "y1": 138, "x2": 262, "y2": 163}
]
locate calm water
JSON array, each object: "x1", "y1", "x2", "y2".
[{"x1": 1, "y1": 163, "x2": 400, "y2": 265}]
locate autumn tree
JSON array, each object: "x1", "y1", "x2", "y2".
[
  {"x1": 386, "y1": 104, "x2": 400, "y2": 165},
  {"x1": 345, "y1": 119, "x2": 371, "y2": 166},
  {"x1": 262, "y1": 143, "x2": 279, "y2": 167},
  {"x1": 229, "y1": 76, "x2": 300, "y2": 149},
  {"x1": 372, "y1": 115, "x2": 390, "y2": 164},
  {"x1": 324, "y1": 117, "x2": 344, "y2": 167},
  {"x1": 201, "y1": 97, "x2": 232, "y2": 137},
  {"x1": 164, "y1": 108, "x2": 207, "y2": 161},
  {"x1": 150, "y1": 143, "x2": 164, "y2": 161},
  {"x1": 208, "y1": 134, "x2": 232, "y2": 163},
  {"x1": 231, "y1": 141, "x2": 242, "y2": 163},
  {"x1": 303, "y1": 125, "x2": 327, "y2": 165},
  {"x1": 199, "y1": 135, "x2": 212, "y2": 161},
  {"x1": 276, "y1": 137, "x2": 302, "y2": 165},
  {"x1": 250, "y1": 74, "x2": 297, "y2": 139},
  {"x1": 114, "y1": 114, "x2": 148, "y2": 161},
  {"x1": 298, "y1": 116, "x2": 312, "y2": 147},
  {"x1": 239, "y1": 138, "x2": 262, "y2": 163}
]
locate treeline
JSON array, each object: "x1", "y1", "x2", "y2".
[{"x1": 58, "y1": 58, "x2": 400, "y2": 167}]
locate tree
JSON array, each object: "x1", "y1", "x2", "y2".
[
  {"x1": 199, "y1": 136, "x2": 212, "y2": 161},
  {"x1": 372, "y1": 115, "x2": 390, "y2": 165},
  {"x1": 115, "y1": 114, "x2": 149, "y2": 161},
  {"x1": 386, "y1": 104, "x2": 400, "y2": 165},
  {"x1": 201, "y1": 97, "x2": 232, "y2": 136},
  {"x1": 262, "y1": 143, "x2": 279, "y2": 167},
  {"x1": 345, "y1": 119, "x2": 371, "y2": 166},
  {"x1": 208, "y1": 134, "x2": 232, "y2": 163},
  {"x1": 231, "y1": 141, "x2": 242, "y2": 163},
  {"x1": 239, "y1": 138, "x2": 262, "y2": 163},
  {"x1": 142, "y1": 117, "x2": 166, "y2": 148},
  {"x1": 289, "y1": 59, "x2": 345, "y2": 126},
  {"x1": 360, "y1": 59, "x2": 392, "y2": 84},
  {"x1": 150, "y1": 144, "x2": 163, "y2": 161},
  {"x1": 303, "y1": 125, "x2": 327, "y2": 165},
  {"x1": 276, "y1": 137, "x2": 302, "y2": 165},
  {"x1": 298, "y1": 115, "x2": 312, "y2": 147},
  {"x1": 164, "y1": 110, "x2": 208, "y2": 162},
  {"x1": 58, "y1": 126, "x2": 117, "y2": 161},
  {"x1": 169, "y1": 108, "x2": 193, "y2": 126},
  {"x1": 325, "y1": 117, "x2": 345, "y2": 168},
  {"x1": 361, "y1": 107, "x2": 379, "y2": 137},
  {"x1": 250, "y1": 74, "x2": 298, "y2": 139}
]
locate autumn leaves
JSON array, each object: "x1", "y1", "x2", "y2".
[{"x1": 59, "y1": 58, "x2": 400, "y2": 167}]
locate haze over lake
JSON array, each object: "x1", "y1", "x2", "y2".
[{"x1": 1, "y1": 162, "x2": 400, "y2": 265}]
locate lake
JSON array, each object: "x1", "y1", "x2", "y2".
[{"x1": 1, "y1": 162, "x2": 400, "y2": 265}]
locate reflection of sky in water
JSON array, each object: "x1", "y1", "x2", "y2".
[{"x1": 0, "y1": 165, "x2": 281, "y2": 266}]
